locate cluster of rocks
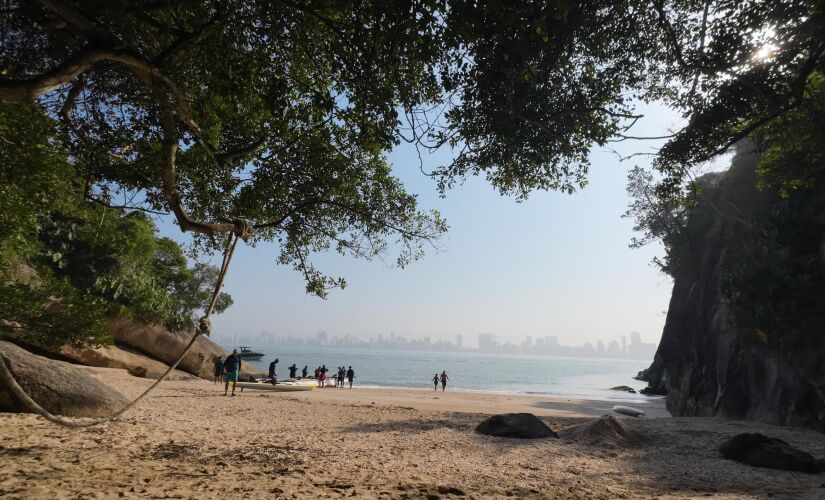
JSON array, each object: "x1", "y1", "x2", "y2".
[
  {"x1": 475, "y1": 411, "x2": 825, "y2": 475},
  {"x1": 0, "y1": 318, "x2": 264, "y2": 417}
]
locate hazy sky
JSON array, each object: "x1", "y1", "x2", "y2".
[{"x1": 159, "y1": 102, "x2": 686, "y2": 347}]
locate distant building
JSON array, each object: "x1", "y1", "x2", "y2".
[
  {"x1": 621, "y1": 335, "x2": 627, "y2": 354},
  {"x1": 316, "y1": 330, "x2": 328, "y2": 345},
  {"x1": 456, "y1": 334, "x2": 463, "y2": 348},
  {"x1": 524, "y1": 335, "x2": 533, "y2": 348},
  {"x1": 478, "y1": 333, "x2": 497, "y2": 351}
]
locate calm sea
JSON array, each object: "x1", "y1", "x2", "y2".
[{"x1": 228, "y1": 344, "x2": 658, "y2": 404}]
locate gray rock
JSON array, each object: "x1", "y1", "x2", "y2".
[
  {"x1": 60, "y1": 344, "x2": 194, "y2": 381},
  {"x1": 609, "y1": 385, "x2": 636, "y2": 393},
  {"x1": 107, "y1": 317, "x2": 262, "y2": 380},
  {"x1": 719, "y1": 433, "x2": 823, "y2": 473},
  {"x1": 475, "y1": 413, "x2": 558, "y2": 439},
  {"x1": 0, "y1": 341, "x2": 129, "y2": 417}
]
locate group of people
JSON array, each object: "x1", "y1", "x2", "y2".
[
  {"x1": 313, "y1": 364, "x2": 355, "y2": 388},
  {"x1": 212, "y1": 349, "x2": 243, "y2": 396},
  {"x1": 214, "y1": 350, "x2": 447, "y2": 395}
]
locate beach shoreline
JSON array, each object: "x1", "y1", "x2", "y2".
[{"x1": 2, "y1": 367, "x2": 824, "y2": 499}]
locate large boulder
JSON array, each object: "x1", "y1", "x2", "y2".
[
  {"x1": 107, "y1": 317, "x2": 262, "y2": 380},
  {"x1": 719, "y1": 433, "x2": 823, "y2": 474},
  {"x1": 475, "y1": 413, "x2": 558, "y2": 439},
  {"x1": 0, "y1": 341, "x2": 129, "y2": 417},
  {"x1": 560, "y1": 414, "x2": 647, "y2": 447},
  {"x1": 60, "y1": 344, "x2": 195, "y2": 381}
]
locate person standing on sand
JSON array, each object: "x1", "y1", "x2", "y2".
[
  {"x1": 346, "y1": 366, "x2": 355, "y2": 388},
  {"x1": 302, "y1": 366, "x2": 308, "y2": 378},
  {"x1": 268, "y1": 358, "x2": 279, "y2": 384},
  {"x1": 319, "y1": 364, "x2": 328, "y2": 387},
  {"x1": 212, "y1": 356, "x2": 224, "y2": 384},
  {"x1": 288, "y1": 364, "x2": 297, "y2": 378},
  {"x1": 314, "y1": 366, "x2": 320, "y2": 379},
  {"x1": 223, "y1": 349, "x2": 242, "y2": 396},
  {"x1": 440, "y1": 371, "x2": 449, "y2": 392},
  {"x1": 432, "y1": 373, "x2": 439, "y2": 391}
]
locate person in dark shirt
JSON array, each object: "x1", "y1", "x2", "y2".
[
  {"x1": 440, "y1": 371, "x2": 449, "y2": 392},
  {"x1": 346, "y1": 366, "x2": 355, "y2": 389},
  {"x1": 288, "y1": 364, "x2": 298, "y2": 379},
  {"x1": 212, "y1": 356, "x2": 224, "y2": 384},
  {"x1": 302, "y1": 366, "x2": 308, "y2": 378},
  {"x1": 268, "y1": 358, "x2": 279, "y2": 384},
  {"x1": 432, "y1": 373, "x2": 439, "y2": 391},
  {"x1": 223, "y1": 349, "x2": 242, "y2": 396}
]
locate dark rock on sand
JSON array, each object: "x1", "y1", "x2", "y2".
[
  {"x1": 609, "y1": 385, "x2": 636, "y2": 393},
  {"x1": 640, "y1": 385, "x2": 667, "y2": 396},
  {"x1": 475, "y1": 413, "x2": 558, "y2": 439},
  {"x1": 719, "y1": 433, "x2": 823, "y2": 473},
  {"x1": 560, "y1": 414, "x2": 647, "y2": 447},
  {"x1": 0, "y1": 341, "x2": 129, "y2": 417}
]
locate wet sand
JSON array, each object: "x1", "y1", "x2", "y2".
[{"x1": 2, "y1": 368, "x2": 824, "y2": 499}]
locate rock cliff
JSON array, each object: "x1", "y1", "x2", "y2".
[{"x1": 643, "y1": 147, "x2": 825, "y2": 430}]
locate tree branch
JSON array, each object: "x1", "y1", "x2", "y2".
[{"x1": 153, "y1": 83, "x2": 236, "y2": 236}]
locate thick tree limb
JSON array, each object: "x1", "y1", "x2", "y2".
[{"x1": 153, "y1": 83, "x2": 235, "y2": 236}]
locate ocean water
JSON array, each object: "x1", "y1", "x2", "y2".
[{"x1": 230, "y1": 344, "x2": 658, "y2": 404}]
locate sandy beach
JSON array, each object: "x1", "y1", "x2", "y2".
[{"x1": 2, "y1": 368, "x2": 825, "y2": 499}]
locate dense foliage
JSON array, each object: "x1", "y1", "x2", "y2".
[
  {"x1": 626, "y1": 74, "x2": 825, "y2": 347},
  {"x1": 2, "y1": 1, "x2": 824, "y2": 346},
  {"x1": 0, "y1": 102, "x2": 231, "y2": 347}
]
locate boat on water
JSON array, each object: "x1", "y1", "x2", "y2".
[{"x1": 237, "y1": 346, "x2": 264, "y2": 359}]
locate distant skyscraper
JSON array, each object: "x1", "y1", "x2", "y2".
[
  {"x1": 621, "y1": 335, "x2": 627, "y2": 354},
  {"x1": 524, "y1": 335, "x2": 533, "y2": 348},
  {"x1": 630, "y1": 331, "x2": 642, "y2": 346},
  {"x1": 456, "y1": 334, "x2": 463, "y2": 348},
  {"x1": 317, "y1": 330, "x2": 328, "y2": 344},
  {"x1": 478, "y1": 333, "x2": 497, "y2": 351}
]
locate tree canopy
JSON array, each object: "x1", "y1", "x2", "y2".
[{"x1": 1, "y1": 0, "x2": 823, "y2": 298}]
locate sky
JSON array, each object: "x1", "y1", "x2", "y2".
[{"x1": 158, "y1": 101, "x2": 686, "y2": 348}]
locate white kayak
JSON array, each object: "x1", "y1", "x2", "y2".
[
  {"x1": 612, "y1": 405, "x2": 645, "y2": 417},
  {"x1": 237, "y1": 382, "x2": 314, "y2": 392}
]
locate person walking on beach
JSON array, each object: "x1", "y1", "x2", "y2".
[
  {"x1": 432, "y1": 373, "x2": 439, "y2": 391},
  {"x1": 288, "y1": 364, "x2": 298, "y2": 378},
  {"x1": 314, "y1": 366, "x2": 321, "y2": 379},
  {"x1": 223, "y1": 349, "x2": 242, "y2": 396},
  {"x1": 337, "y1": 366, "x2": 346, "y2": 388},
  {"x1": 346, "y1": 366, "x2": 355, "y2": 388},
  {"x1": 268, "y1": 358, "x2": 279, "y2": 384},
  {"x1": 212, "y1": 356, "x2": 224, "y2": 384},
  {"x1": 302, "y1": 365, "x2": 308, "y2": 378},
  {"x1": 319, "y1": 365, "x2": 328, "y2": 388},
  {"x1": 440, "y1": 371, "x2": 449, "y2": 392}
]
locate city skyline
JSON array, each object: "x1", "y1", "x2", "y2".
[{"x1": 213, "y1": 329, "x2": 659, "y2": 361}]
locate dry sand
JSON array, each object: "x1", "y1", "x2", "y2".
[{"x1": 2, "y1": 367, "x2": 825, "y2": 499}]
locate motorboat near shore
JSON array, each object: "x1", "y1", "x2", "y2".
[{"x1": 237, "y1": 346, "x2": 265, "y2": 359}]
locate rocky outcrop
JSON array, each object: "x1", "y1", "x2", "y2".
[
  {"x1": 107, "y1": 317, "x2": 262, "y2": 380},
  {"x1": 0, "y1": 341, "x2": 129, "y2": 417},
  {"x1": 60, "y1": 344, "x2": 195, "y2": 381},
  {"x1": 475, "y1": 413, "x2": 558, "y2": 439},
  {"x1": 560, "y1": 414, "x2": 647, "y2": 448},
  {"x1": 641, "y1": 146, "x2": 825, "y2": 429},
  {"x1": 719, "y1": 433, "x2": 823, "y2": 473}
]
